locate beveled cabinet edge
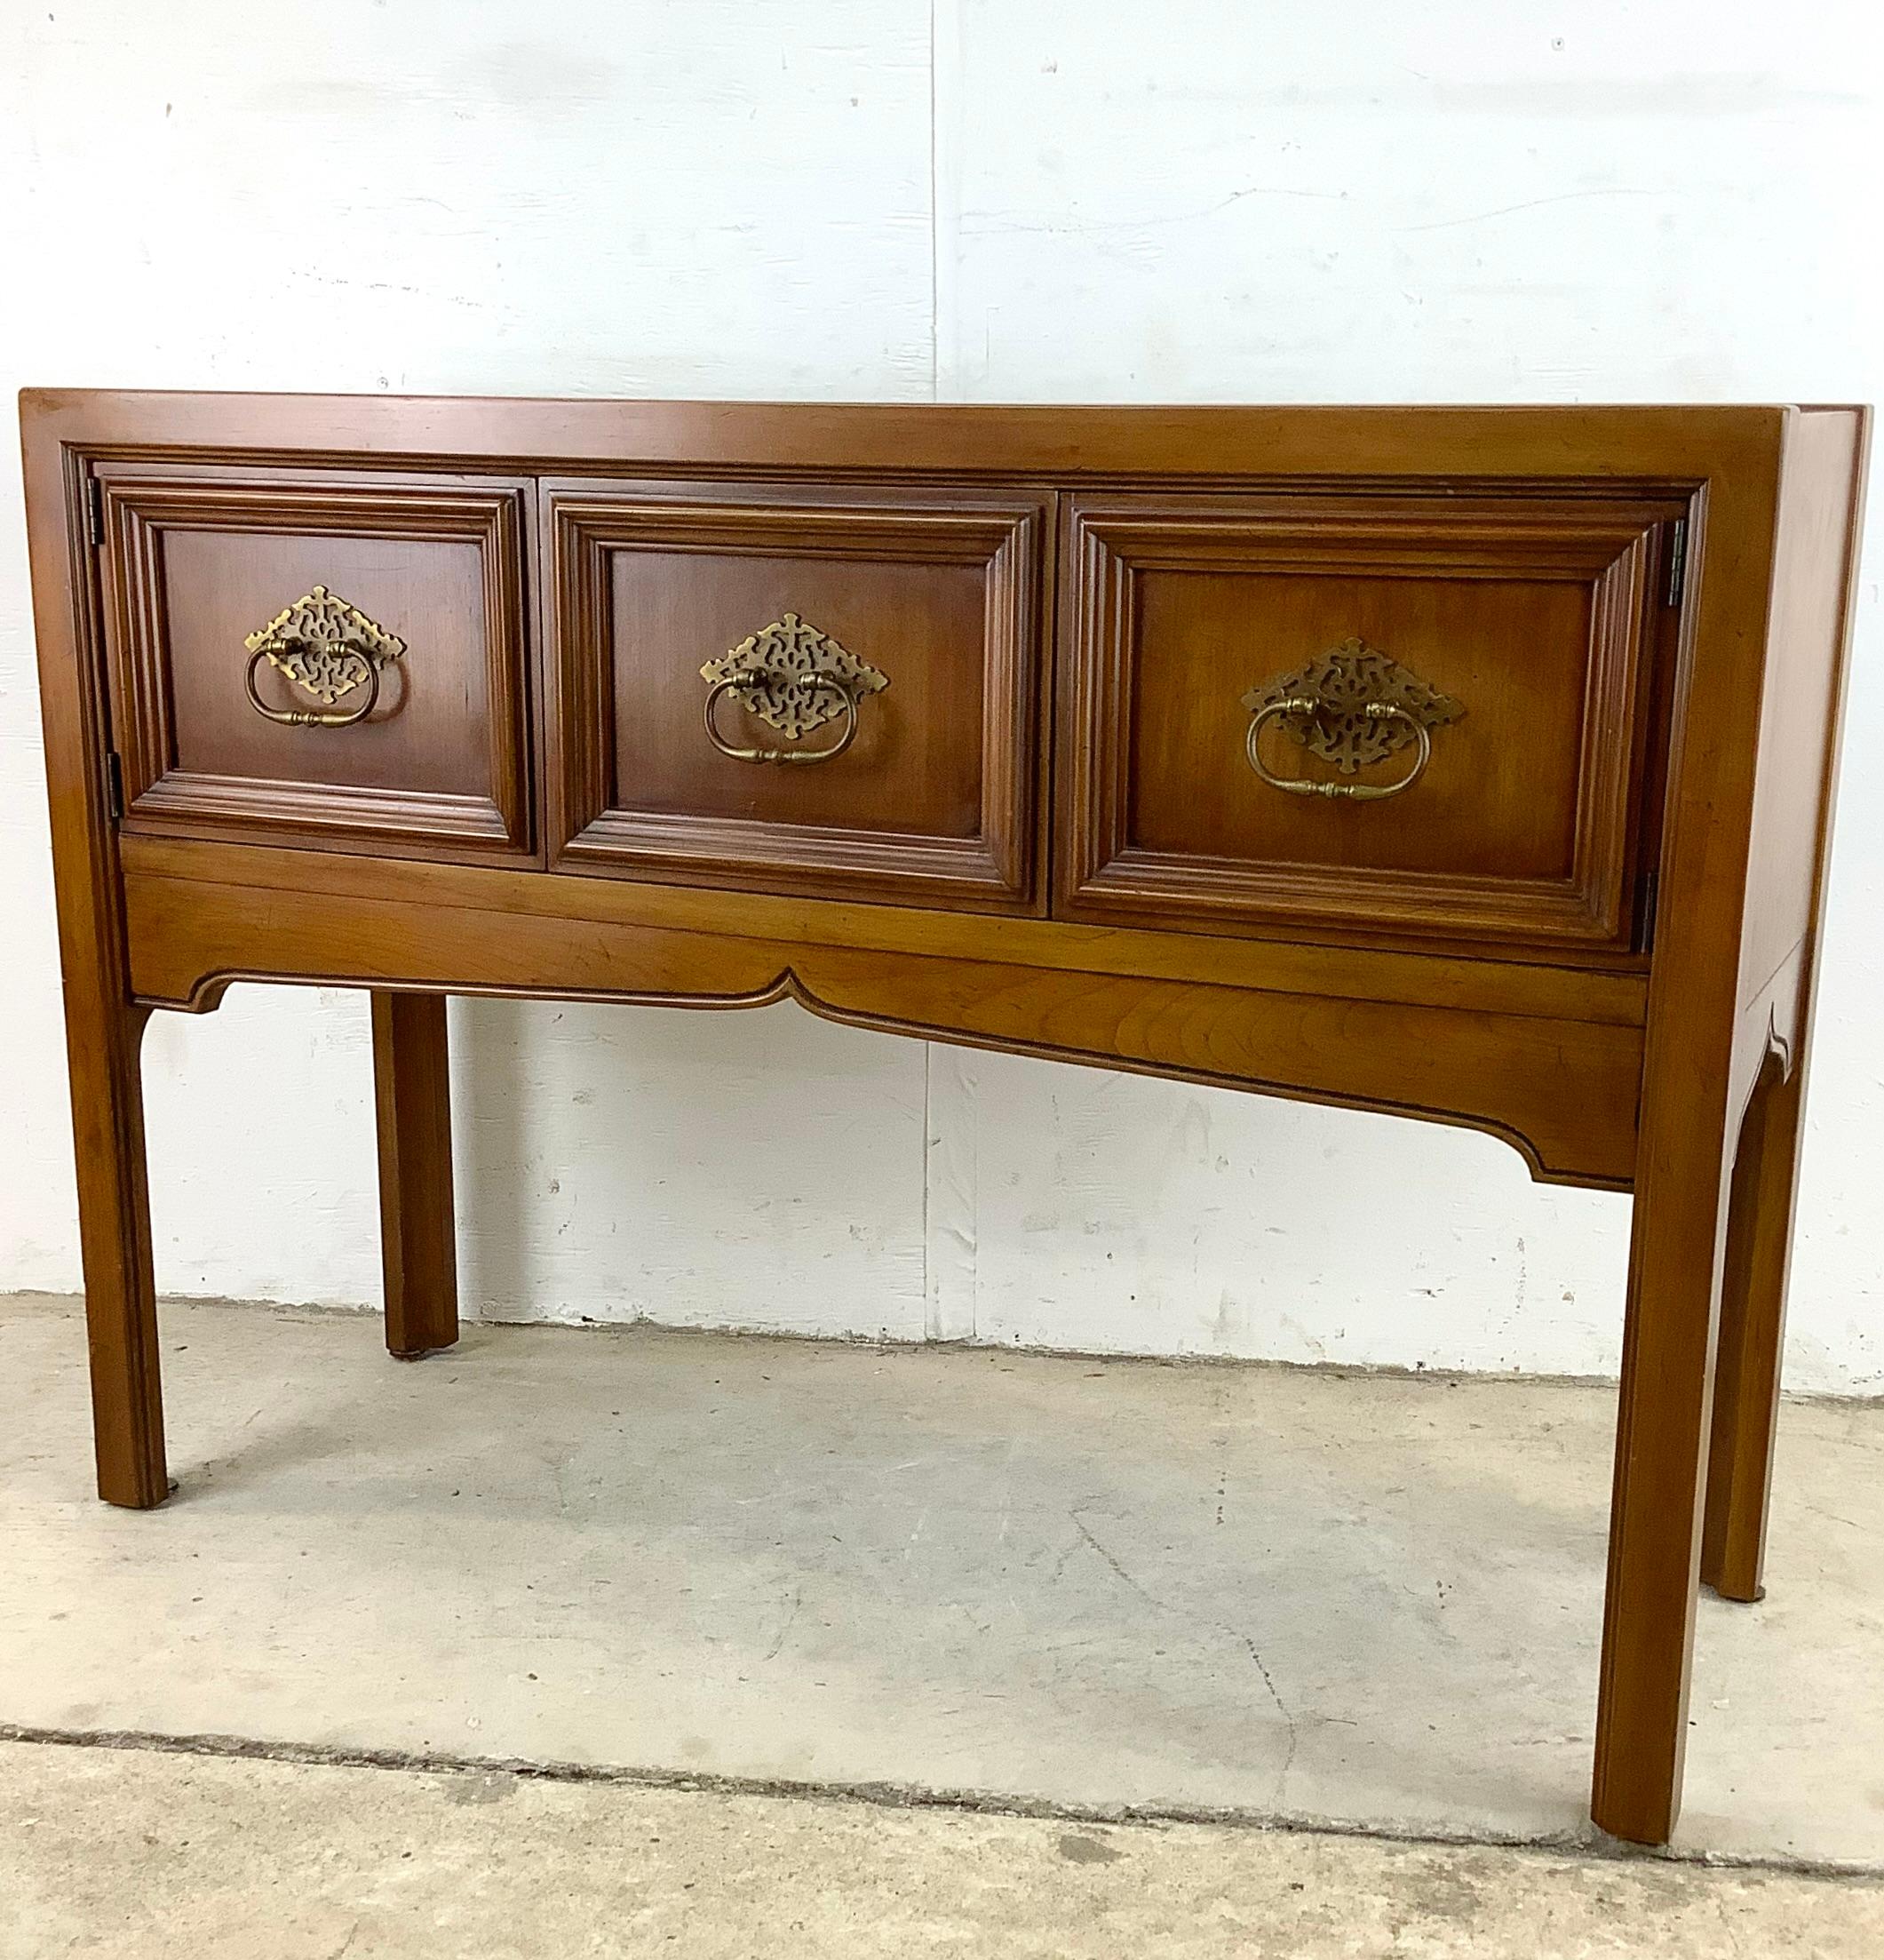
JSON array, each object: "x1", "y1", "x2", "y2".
[
  {"x1": 1053, "y1": 490, "x2": 1681, "y2": 951},
  {"x1": 92, "y1": 466, "x2": 538, "y2": 862},
  {"x1": 540, "y1": 479, "x2": 1049, "y2": 912},
  {"x1": 20, "y1": 388, "x2": 1800, "y2": 484}
]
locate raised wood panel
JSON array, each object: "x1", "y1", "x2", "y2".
[
  {"x1": 547, "y1": 481, "x2": 1048, "y2": 912},
  {"x1": 119, "y1": 865, "x2": 1643, "y2": 1190},
  {"x1": 1056, "y1": 491, "x2": 1684, "y2": 952},
  {"x1": 97, "y1": 467, "x2": 534, "y2": 859}
]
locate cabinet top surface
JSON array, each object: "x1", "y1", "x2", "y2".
[{"x1": 20, "y1": 389, "x2": 1861, "y2": 482}]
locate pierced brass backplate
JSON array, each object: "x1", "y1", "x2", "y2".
[
  {"x1": 1241, "y1": 638, "x2": 1462, "y2": 776},
  {"x1": 699, "y1": 612, "x2": 888, "y2": 740},
  {"x1": 243, "y1": 586, "x2": 406, "y2": 707}
]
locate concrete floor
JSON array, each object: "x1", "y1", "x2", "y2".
[
  {"x1": 5, "y1": 1739, "x2": 1884, "y2": 1960},
  {"x1": 4, "y1": 1292, "x2": 1884, "y2": 1952}
]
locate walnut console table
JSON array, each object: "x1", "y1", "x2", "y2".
[{"x1": 21, "y1": 393, "x2": 1867, "y2": 1844}]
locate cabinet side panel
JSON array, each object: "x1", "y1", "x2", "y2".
[{"x1": 1738, "y1": 409, "x2": 1869, "y2": 1019}]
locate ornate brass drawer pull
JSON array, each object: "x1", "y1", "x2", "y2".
[
  {"x1": 704, "y1": 669, "x2": 861, "y2": 765},
  {"x1": 1246, "y1": 697, "x2": 1431, "y2": 801},
  {"x1": 242, "y1": 586, "x2": 405, "y2": 729},
  {"x1": 699, "y1": 610, "x2": 889, "y2": 768},
  {"x1": 244, "y1": 646, "x2": 382, "y2": 728},
  {"x1": 1242, "y1": 638, "x2": 1462, "y2": 803}
]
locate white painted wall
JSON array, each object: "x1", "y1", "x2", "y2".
[{"x1": 3, "y1": 2, "x2": 1880, "y2": 1389}]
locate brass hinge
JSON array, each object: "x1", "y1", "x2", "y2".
[
  {"x1": 1664, "y1": 518, "x2": 1688, "y2": 610},
  {"x1": 1639, "y1": 869, "x2": 1660, "y2": 952},
  {"x1": 104, "y1": 751, "x2": 124, "y2": 822},
  {"x1": 85, "y1": 477, "x2": 105, "y2": 548}
]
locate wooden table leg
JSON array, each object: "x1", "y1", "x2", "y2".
[
  {"x1": 1701, "y1": 1054, "x2": 1803, "y2": 1604},
  {"x1": 371, "y1": 992, "x2": 459, "y2": 1359},
  {"x1": 1590, "y1": 1081, "x2": 1737, "y2": 1845},
  {"x1": 68, "y1": 998, "x2": 168, "y2": 1509}
]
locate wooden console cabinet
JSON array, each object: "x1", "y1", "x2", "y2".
[{"x1": 21, "y1": 393, "x2": 1867, "y2": 1844}]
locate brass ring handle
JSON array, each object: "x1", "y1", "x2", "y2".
[
  {"x1": 1245, "y1": 697, "x2": 1432, "y2": 801},
  {"x1": 704, "y1": 671, "x2": 860, "y2": 765},
  {"x1": 245, "y1": 647, "x2": 381, "y2": 728}
]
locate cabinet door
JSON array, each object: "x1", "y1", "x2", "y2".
[
  {"x1": 1055, "y1": 490, "x2": 1684, "y2": 953},
  {"x1": 547, "y1": 481, "x2": 1047, "y2": 912},
  {"x1": 98, "y1": 466, "x2": 533, "y2": 858}
]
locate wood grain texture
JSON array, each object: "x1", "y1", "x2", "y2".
[
  {"x1": 119, "y1": 866, "x2": 1644, "y2": 1188},
  {"x1": 1737, "y1": 413, "x2": 1872, "y2": 1015},
  {"x1": 1591, "y1": 404, "x2": 1868, "y2": 1846},
  {"x1": 95, "y1": 464, "x2": 535, "y2": 860},
  {"x1": 20, "y1": 392, "x2": 1869, "y2": 1846},
  {"x1": 19, "y1": 406, "x2": 170, "y2": 1507},
  {"x1": 371, "y1": 992, "x2": 460, "y2": 1360},
  {"x1": 115, "y1": 834, "x2": 1651, "y2": 1027},
  {"x1": 1057, "y1": 491, "x2": 1678, "y2": 952},
  {"x1": 1699, "y1": 408, "x2": 1872, "y2": 1609},
  {"x1": 546, "y1": 481, "x2": 1046, "y2": 910},
  {"x1": 1701, "y1": 1048, "x2": 1801, "y2": 1603},
  {"x1": 64, "y1": 999, "x2": 165, "y2": 1509},
  {"x1": 16, "y1": 391, "x2": 1793, "y2": 483}
]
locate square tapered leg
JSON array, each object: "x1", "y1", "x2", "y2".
[{"x1": 371, "y1": 991, "x2": 459, "y2": 1359}]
